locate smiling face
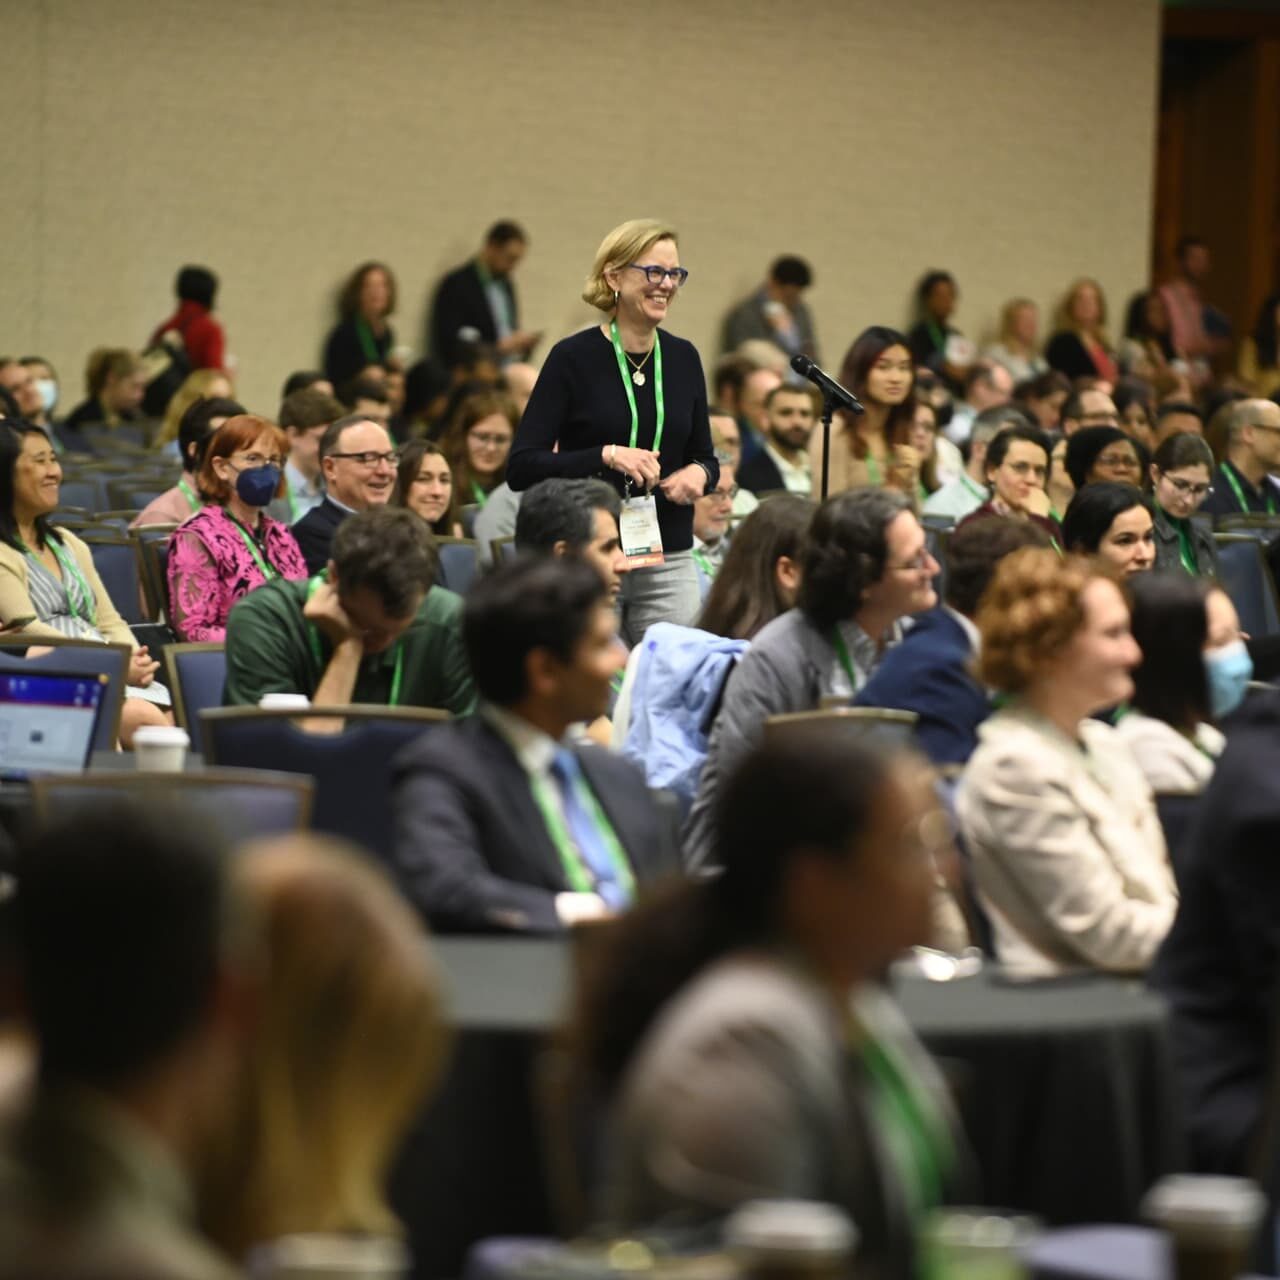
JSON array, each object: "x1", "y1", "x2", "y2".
[
  {"x1": 694, "y1": 463, "x2": 737, "y2": 544},
  {"x1": 607, "y1": 236, "x2": 682, "y2": 332},
  {"x1": 13, "y1": 431, "x2": 62, "y2": 519},
  {"x1": 407, "y1": 452, "x2": 453, "y2": 526},
  {"x1": 322, "y1": 420, "x2": 396, "y2": 510},
  {"x1": 465, "y1": 412, "x2": 514, "y2": 480},
  {"x1": 1047, "y1": 577, "x2": 1141, "y2": 712},
  {"x1": 864, "y1": 344, "x2": 913, "y2": 408}
]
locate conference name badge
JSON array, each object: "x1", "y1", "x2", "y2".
[{"x1": 620, "y1": 495, "x2": 665, "y2": 568}]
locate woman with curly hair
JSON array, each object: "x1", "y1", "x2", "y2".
[{"x1": 956, "y1": 547, "x2": 1175, "y2": 977}]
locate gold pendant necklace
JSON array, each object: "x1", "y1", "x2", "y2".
[{"x1": 625, "y1": 344, "x2": 654, "y2": 387}]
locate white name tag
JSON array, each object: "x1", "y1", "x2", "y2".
[{"x1": 619, "y1": 495, "x2": 665, "y2": 568}]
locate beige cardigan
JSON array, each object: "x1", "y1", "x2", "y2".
[
  {"x1": 957, "y1": 706, "x2": 1176, "y2": 978},
  {"x1": 806, "y1": 422, "x2": 916, "y2": 498},
  {"x1": 0, "y1": 529, "x2": 136, "y2": 648}
]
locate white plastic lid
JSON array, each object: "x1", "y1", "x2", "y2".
[
  {"x1": 246, "y1": 1232, "x2": 408, "y2": 1276},
  {"x1": 259, "y1": 693, "x2": 312, "y2": 709},
  {"x1": 724, "y1": 1201, "x2": 857, "y2": 1259},
  {"x1": 1142, "y1": 1176, "x2": 1267, "y2": 1235},
  {"x1": 132, "y1": 725, "x2": 191, "y2": 747}
]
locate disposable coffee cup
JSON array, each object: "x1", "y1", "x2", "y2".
[
  {"x1": 246, "y1": 1232, "x2": 409, "y2": 1278},
  {"x1": 921, "y1": 1208, "x2": 1039, "y2": 1280},
  {"x1": 132, "y1": 725, "x2": 189, "y2": 772},
  {"x1": 724, "y1": 1200, "x2": 857, "y2": 1280},
  {"x1": 259, "y1": 693, "x2": 312, "y2": 710},
  {"x1": 1142, "y1": 1175, "x2": 1266, "y2": 1280}
]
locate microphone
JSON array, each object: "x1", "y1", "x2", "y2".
[{"x1": 790, "y1": 354, "x2": 864, "y2": 415}]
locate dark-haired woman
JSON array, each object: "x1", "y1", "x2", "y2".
[
  {"x1": 1061, "y1": 483, "x2": 1156, "y2": 578},
  {"x1": 577, "y1": 731, "x2": 960, "y2": 1276},
  {"x1": 323, "y1": 262, "x2": 397, "y2": 389},
  {"x1": 806, "y1": 327, "x2": 920, "y2": 497},
  {"x1": 906, "y1": 269, "x2": 971, "y2": 389},
  {"x1": 392, "y1": 438, "x2": 463, "y2": 538},
  {"x1": 1115, "y1": 574, "x2": 1241, "y2": 795},
  {"x1": 0, "y1": 422, "x2": 171, "y2": 746},
  {"x1": 1064, "y1": 426, "x2": 1145, "y2": 493},
  {"x1": 1239, "y1": 293, "x2": 1280, "y2": 399},
  {"x1": 1149, "y1": 433, "x2": 1218, "y2": 576}
]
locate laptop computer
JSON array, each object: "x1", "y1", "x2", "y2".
[{"x1": 0, "y1": 668, "x2": 109, "y2": 782}]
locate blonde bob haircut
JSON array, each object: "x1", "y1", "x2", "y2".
[
  {"x1": 582, "y1": 218, "x2": 679, "y2": 312},
  {"x1": 202, "y1": 835, "x2": 450, "y2": 1256},
  {"x1": 975, "y1": 546, "x2": 1122, "y2": 696}
]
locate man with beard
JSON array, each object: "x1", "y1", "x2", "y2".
[{"x1": 736, "y1": 384, "x2": 816, "y2": 497}]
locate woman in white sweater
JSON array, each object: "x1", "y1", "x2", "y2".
[{"x1": 957, "y1": 548, "x2": 1176, "y2": 977}]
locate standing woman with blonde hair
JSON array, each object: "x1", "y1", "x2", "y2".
[{"x1": 508, "y1": 219, "x2": 718, "y2": 644}]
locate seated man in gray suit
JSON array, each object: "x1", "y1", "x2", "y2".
[{"x1": 392, "y1": 556, "x2": 677, "y2": 933}]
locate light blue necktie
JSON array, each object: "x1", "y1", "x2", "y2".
[{"x1": 549, "y1": 748, "x2": 631, "y2": 909}]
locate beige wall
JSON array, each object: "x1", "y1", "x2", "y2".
[{"x1": 4, "y1": 0, "x2": 1160, "y2": 414}]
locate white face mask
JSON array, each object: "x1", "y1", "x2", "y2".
[{"x1": 34, "y1": 378, "x2": 57, "y2": 415}]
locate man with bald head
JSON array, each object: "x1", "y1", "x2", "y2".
[
  {"x1": 1201, "y1": 399, "x2": 1280, "y2": 519},
  {"x1": 292, "y1": 414, "x2": 399, "y2": 575}
]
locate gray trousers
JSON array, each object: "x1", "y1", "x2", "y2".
[{"x1": 620, "y1": 550, "x2": 700, "y2": 647}]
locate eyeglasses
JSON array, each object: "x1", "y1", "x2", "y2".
[
  {"x1": 329, "y1": 450, "x2": 399, "y2": 468},
  {"x1": 627, "y1": 264, "x2": 690, "y2": 287},
  {"x1": 468, "y1": 432, "x2": 512, "y2": 448},
  {"x1": 1161, "y1": 474, "x2": 1213, "y2": 499},
  {"x1": 1003, "y1": 461, "x2": 1047, "y2": 479},
  {"x1": 235, "y1": 452, "x2": 285, "y2": 469},
  {"x1": 707, "y1": 485, "x2": 740, "y2": 502},
  {"x1": 1096, "y1": 452, "x2": 1140, "y2": 470},
  {"x1": 888, "y1": 549, "x2": 937, "y2": 572}
]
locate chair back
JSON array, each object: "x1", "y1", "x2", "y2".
[
  {"x1": 491, "y1": 535, "x2": 519, "y2": 564},
  {"x1": 30, "y1": 767, "x2": 313, "y2": 841},
  {"x1": 459, "y1": 503, "x2": 480, "y2": 539},
  {"x1": 163, "y1": 643, "x2": 227, "y2": 754},
  {"x1": 1214, "y1": 535, "x2": 1280, "y2": 637},
  {"x1": 107, "y1": 479, "x2": 165, "y2": 511},
  {"x1": 435, "y1": 537, "x2": 481, "y2": 596},
  {"x1": 1214, "y1": 514, "x2": 1280, "y2": 536},
  {"x1": 79, "y1": 534, "x2": 147, "y2": 626},
  {"x1": 130, "y1": 526, "x2": 176, "y2": 622},
  {"x1": 81, "y1": 423, "x2": 150, "y2": 451},
  {"x1": 201, "y1": 705, "x2": 450, "y2": 861},
  {"x1": 0, "y1": 638, "x2": 131, "y2": 751},
  {"x1": 764, "y1": 706, "x2": 919, "y2": 752},
  {"x1": 56, "y1": 479, "x2": 107, "y2": 512}
]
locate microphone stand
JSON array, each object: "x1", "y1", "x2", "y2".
[{"x1": 820, "y1": 392, "x2": 837, "y2": 501}]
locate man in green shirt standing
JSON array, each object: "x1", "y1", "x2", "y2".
[{"x1": 223, "y1": 506, "x2": 476, "y2": 716}]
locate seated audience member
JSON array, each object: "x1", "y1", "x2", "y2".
[
  {"x1": 223, "y1": 506, "x2": 475, "y2": 716},
  {"x1": 443, "y1": 388, "x2": 516, "y2": 509},
  {"x1": 908, "y1": 393, "x2": 960, "y2": 494},
  {"x1": 907, "y1": 268, "x2": 969, "y2": 388},
  {"x1": 149, "y1": 264, "x2": 226, "y2": 372},
  {"x1": 722, "y1": 254, "x2": 820, "y2": 362},
  {"x1": 472, "y1": 481, "x2": 522, "y2": 564},
  {"x1": 1118, "y1": 289, "x2": 1179, "y2": 383},
  {"x1": 683, "y1": 489, "x2": 938, "y2": 870},
  {"x1": 856, "y1": 519, "x2": 1050, "y2": 765},
  {"x1": 1200, "y1": 399, "x2": 1280, "y2": 518},
  {"x1": 340, "y1": 374, "x2": 392, "y2": 429},
  {"x1": 391, "y1": 556, "x2": 675, "y2": 934},
  {"x1": 514, "y1": 478, "x2": 628, "y2": 603},
  {"x1": 960, "y1": 424, "x2": 1061, "y2": 540},
  {"x1": 155, "y1": 368, "x2": 236, "y2": 454},
  {"x1": 0, "y1": 421, "x2": 171, "y2": 746},
  {"x1": 131, "y1": 395, "x2": 245, "y2": 528},
  {"x1": 807, "y1": 328, "x2": 919, "y2": 497},
  {"x1": 323, "y1": 261, "x2": 396, "y2": 390},
  {"x1": 503, "y1": 361, "x2": 539, "y2": 416},
  {"x1": 1062, "y1": 483, "x2": 1156, "y2": 577},
  {"x1": 281, "y1": 369, "x2": 335, "y2": 399},
  {"x1": 942, "y1": 360, "x2": 1014, "y2": 447},
  {"x1": 1150, "y1": 432, "x2": 1219, "y2": 575},
  {"x1": 735, "y1": 364, "x2": 784, "y2": 458},
  {"x1": 1153, "y1": 400, "x2": 1205, "y2": 448},
  {"x1": 1115, "y1": 574, "x2": 1241, "y2": 794},
  {"x1": 0, "y1": 359, "x2": 48, "y2": 430},
  {"x1": 958, "y1": 548, "x2": 1175, "y2": 976},
  {"x1": 1017, "y1": 369, "x2": 1071, "y2": 433},
  {"x1": 20, "y1": 356, "x2": 61, "y2": 430},
  {"x1": 1046, "y1": 278, "x2": 1118, "y2": 384},
  {"x1": 1238, "y1": 292, "x2": 1280, "y2": 398},
  {"x1": 393, "y1": 438, "x2": 464, "y2": 540},
  {"x1": 0, "y1": 804, "x2": 249, "y2": 1276},
  {"x1": 922, "y1": 405, "x2": 1030, "y2": 521},
  {"x1": 982, "y1": 297, "x2": 1047, "y2": 384},
  {"x1": 269, "y1": 387, "x2": 346, "y2": 524},
  {"x1": 292, "y1": 414, "x2": 398, "y2": 575},
  {"x1": 167, "y1": 416, "x2": 308, "y2": 643},
  {"x1": 577, "y1": 731, "x2": 960, "y2": 1273},
  {"x1": 1059, "y1": 385, "x2": 1120, "y2": 436},
  {"x1": 201, "y1": 835, "x2": 449, "y2": 1262},
  {"x1": 1047, "y1": 436, "x2": 1074, "y2": 522},
  {"x1": 692, "y1": 459, "x2": 737, "y2": 597},
  {"x1": 1150, "y1": 692, "x2": 1280, "y2": 1174},
  {"x1": 1063, "y1": 425, "x2": 1145, "y2": 492},
  {"x1": 736, "y1": 384, "x2": 815, "y2": 497},
  {"x1": 710, "y1": 409, "x2": 760, "y2": 517},
  {"x1": 62, "y1": 347, "x2": 147, "y2": 430},
  {"x1": 1115, "y1": 379, "x2": 1156, "y2": 450}
]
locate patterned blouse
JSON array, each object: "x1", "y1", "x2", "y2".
[{"x1": 167, "y1": 504, "x2": 308, "y2": 643}]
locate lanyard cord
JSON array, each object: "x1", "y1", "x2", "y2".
[
  {"x1": 1223, "y1": 462, "x2": 1276, "y2": 515},
  {"x1": 527, "y1": 766, "x2": 636, "y2": 899},
  {"x1": 609, "y1": 321, "x2": 665, "y2": 455},
  {"x1": 177, "y1": 478, "x2": 201, "y2": 513},
  {"x1": 225, "y1": 510, "x2": 279, "y2": 581},
  {"x1": 20, "y1": 537, "x2": 98, "y2": 627},
  {"x1": 304, "y1": 574, "x2": 404, "y2": 706}
]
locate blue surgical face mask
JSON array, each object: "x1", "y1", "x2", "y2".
[
  {"x1": 34, "y1": 378, "x2": 57, "y2": 415},
  {"x1": 1204, "y1": 639, "x2": 1253, "y2": 720},
  {"x1": 235, "y1": 464, "x2": 281, "y2": 508}
]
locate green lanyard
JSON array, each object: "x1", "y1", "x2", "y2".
[
  {"x1": 831, "y1": 626, "x2": 858, "y2": 689},
  {"x1": 865, "y1": 452, "x2": 883, "y2": 487},
  {"x1": 1223, "y1": 463, "x2": 1277, "y2": 515},
  {"x1": 471, "y1": 481, "x2": 488, "y2": 508},
  {"x1": 226, "y1": 512, "x2": 278, "y2": 582},
  {"x1": 286, "y1": 481, "x2": 301, "y2": 523},
  {"x1": 177, "y1": 478, "x2": 202, "y2": 514},
  {"x1": 305, "y1": 575, "x2": 405, "y2": 706},
  {"x1": 355, "y1": 317, "x2": 381, "y2": 365},
  {"x1": 609, "y1": 320, "x2": 665, "y2": 454},
  {"x1": 21, "y1": 537, "x2": 97, "y2": 627},
  {"x1": 926, "y1": 319, "x2": 947, "y2": 355},
  {"x1": 691, "y1": 548, "x2": 716, "y2": 579},
  {"x1": 1158, "y1": 502, "x2": 1199, "y2": 574},
  {"x1": 527, "y1": 765, "x2": 636, "y2": 900},
  {"x1": 960, "y1": 472, "x2": 987, "y2": 503}
]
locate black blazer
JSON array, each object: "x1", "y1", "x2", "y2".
[
  {"x1": 429, "y1": 261, "x2": 518, "y2": 368},
  {"x1": 391, "y1": 715, "x2": 679, "y2": 933},
  {"x1": 1152, "y1": 505, "x2": 1219, "y2": 577},
  {"x1": 292, "y1": 496, "x2": 349, "y2": 576},
  {"x1": 736, "y1": 448, "x2": 787, "y2": 495},
  {"x1": 1046, "y1": 330, "x2": 1110, "y2": 380}
]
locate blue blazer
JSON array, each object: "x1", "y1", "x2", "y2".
[{"x1": 853, "y1": 608, "x2": 989, "y2": 765}]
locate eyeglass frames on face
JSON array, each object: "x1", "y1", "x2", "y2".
[
  {"x1": 1096, "y1": 452, "x2": 1140, "y2": 470},
  {"x1": 706, "y1": 485, "x2": 740, "y2": 502},
  {"x1": 1160, "y1": 474, "x2": 1213, "y2": 499},
  {"x1": 329, "y1": 450, "x2": 400, "y2": 468},
  {"x1": 468, "y1": 432, "x2": 512, "y2": 449},
  {"x1": 234, "y1": 452, "x2": 285, "y2": 469},
  {"x1": 627, "y1": 264, "x2": 690, "y2": 287}
]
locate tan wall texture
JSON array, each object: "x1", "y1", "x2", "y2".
[{"x1": 3, "y1": 0, "x2": 1161, "y2": 414}]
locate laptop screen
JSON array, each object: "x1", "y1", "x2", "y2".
[{"x1": 0, "y1": 669, "x2": 109, "y2": 781}]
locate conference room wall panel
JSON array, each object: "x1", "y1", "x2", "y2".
[{"x1": 3, "y1": 0, "x2": 1160, "y2": 413}]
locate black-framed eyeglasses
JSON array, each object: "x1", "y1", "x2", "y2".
[
  {"x1": 627, "y1": 264, "x2": 690, "y2": 287},
  {"x1": 329, "y1": 450, "x2": 400, "y2": 467},
  {"x1": 1161, "y1": 474, "x2": 1213, "y2": 499}
]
